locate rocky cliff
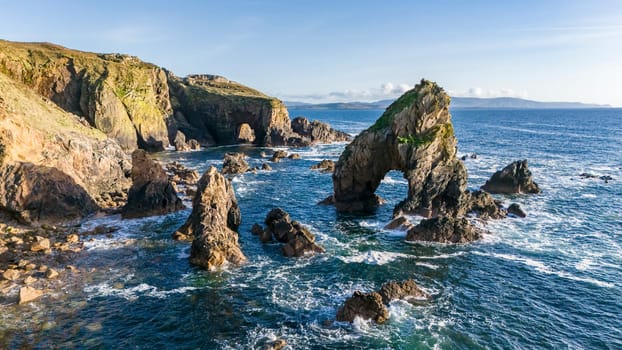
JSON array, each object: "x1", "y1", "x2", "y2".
[
  {"x1": 0, "y1": 40, "x2": 173, "y2": 151},
  {"x1": 332, "y1": 79, "x2": 470, "y2": 216},
  {"x1": 0, "y1": 71, "x2": 131, "y2": 223},
  {"x1": 167, "y1": 74, "x2": 299, "y2": 146}
]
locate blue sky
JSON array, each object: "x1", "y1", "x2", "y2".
[{"x1": 1, "y1": 0, "x2": 621, "y2": 105}]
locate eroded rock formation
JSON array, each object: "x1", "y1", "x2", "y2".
[
  {"x1": 122, "y1": 150, "x2": 184, "y2": 219},
  {"x1": 378, "y1": 279, "x2": 427, "y2": 304},
  {"x1": 311, "y1": 159, "x2": 335, "y2": 173},
  {"x1": 332, "y1": 79, "x2": 470, "y2": 216},
  {"x1": 481, "y1": 160, "x2": 541, "y2": 194},
  {"x1": 174, "y1": 166, "x2": 245, "y2": 269}
]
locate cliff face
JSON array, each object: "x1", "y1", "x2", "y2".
[
  {"x1": 332, "y1": 79, "x2": 469, "y2": 216},
  {"x1": 168, "y1": 74, "x2": 295, "y2": 146},
  {"x1": 0, "y1": 71, "x2": 131, "y2": 223},
  {"x1": 0, "y1": 40, "x2": 172, "y2": 151}
]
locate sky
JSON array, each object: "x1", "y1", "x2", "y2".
[{"x1": 1, "y1": 0, "x2": 621, "y2": 106}]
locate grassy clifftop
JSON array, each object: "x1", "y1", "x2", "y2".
[{"x1": 0, "y1": 40, "x2": 172, "y2": 150}]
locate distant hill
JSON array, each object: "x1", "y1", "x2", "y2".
[{"x1": 285, "y1": 97, "x2": 610, "y2": 110}]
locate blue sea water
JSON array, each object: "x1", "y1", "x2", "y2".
[{"x1": 1, "y1": 108, "x2": 621, "y2": 349}]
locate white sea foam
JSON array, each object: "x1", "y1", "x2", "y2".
[
  {"x1": 381, "y1": 176, "x2": 408, "y2": 185},
  {"x1": 338, "y1": 251, "x2": 411, "y2": 265},
  {"x1": 84, "y1": 282, "x2": 198, "y2": 301}
]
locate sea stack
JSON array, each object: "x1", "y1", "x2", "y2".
[
  {"x1": 174, "y1": 166, "x2": 245, "y2": 269},
  {"x1": 331, "y1": 79, "x2": 470, "y2": 217}
]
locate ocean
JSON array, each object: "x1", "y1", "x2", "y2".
[{"x1": 1, "y1": 108, "x2": 621, "y2": 349}]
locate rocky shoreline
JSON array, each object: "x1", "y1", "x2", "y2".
[{"x1": 0, "y1": 40, "x2": 547, "y2": 336}]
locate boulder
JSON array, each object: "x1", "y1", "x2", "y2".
[
  {"x1": 261, "y1": 163, "x2": 272, "y2": 171},
  {"x1": 174, "y1": 166, "x2": 245, "y2": 270},
  {"x1": 378, "y1": 280, "x2": 427, "y2": 304},
  {"x1": 122, "y1": 150, "x2": 184, "y2": 219},
  {"x1": 45, "y1": 268, "x2": 59, "y2": 279},
  {"x1": 406, "y1": 216, "x2": 481, "y2": 243},
  {"x1": 507, "y1": 203, "x2": 527, "y2": 218},
  {"x1": 481, "y1": 160, "x2": 540, "y2": 194},
  {"x1": 221, "y1": 153, "x2": 250, "y2": 175},
  {"x1": 0, "y1": 163, "x2": 98, "y2": 224},
  {"x1": 291, "y1": 117, "x2": 351, "y2": 143},
  {"x1": 30, "y1": 237, "x2": 51, "y2": 252},
  {"x1": 19, "y1": 286, "x2": 44, "y2": 304},
  {"x1": 335, "y1": 291, "x2": 389, "y2": 323},
  {"x1": 270, "y1": 150, "x2": 288, "y2": 162},
  {"x1": 2, "y1": 268, "x2": 20, "y2": 281},
  {"x1": 173, "y1": 130, "x2": 190, "y2": 151},
  {"x1": 288, "y1": 153, "x2": 301, "y2": 159},
  {"x1": 332, "y1": 79, "x2": 470, "y2": 216},
  {"x1": 236, "y1": 123, "x2": 256, "y2": 143},
  {"x1": 256, "y1": 208, "x2": 324, "y2": 257},
  {"x1": 310, "y1": 159, "x2": 335, "y2": 173},
  {"x1": 187, "y1": 139, "x2": 201, "y2": 150},
  {"x1": 465, "y1": 190, "x2": 506, "y2": 219}
]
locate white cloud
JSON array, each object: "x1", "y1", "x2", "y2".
[
  {"x1": 448, "y1": 87, "x2": 528, "y2": 99},
  {"x1": 279, "y1": 82, "x2": 414, "y2": 103}
]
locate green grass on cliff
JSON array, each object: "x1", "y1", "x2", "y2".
[{"x1": 370, "y1": 89, "x2": 418, "y2": 131}]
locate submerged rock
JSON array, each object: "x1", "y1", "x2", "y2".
[
  {"x1": 406, "y1": 216, "x2": 480, "y2": 243},
  {"x1": 481, "y1": 160, "x2": 540, "y2": 194},
  {"x1": 221, "y1": 152, "x2": 250, "y2": 175},
  {"x1": 122, "y1": 150, "x2": 184, "y2": 219},
  {"x1": 331, "y1": 79, "x2": 470, "y2": 216},
  {"x1": 336, "y1": 291, "x2": 389, "y2": 323},
  {"x1": 174, "y1": 166, "x2": 245, "y2": 269}
]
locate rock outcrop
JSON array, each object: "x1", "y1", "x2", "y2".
[
  {"x1": 290, "y1": 117, "x2": 351, "y2": 143},
  {"x1": 0, "y1": 40, "x2": 173, "y2": 151},
  {"x1": 0, "y1": 70, "x2": 131, "y2": 223},
  {"x1": 270, "y1": 150, "x2": 288, "y2": 163},
  {"x1": 221, "y1": 152, "x2": 250, "y2": 175},
  {"x1": 311, "y1": 159, "x2": 335, "y2": 173},
  {"x1": 383, "y1": 216, "x2": 413, "y2": 231},
  {"x1": 378, "y1": 280, "x2": 427, "y2": 304},
  {"x1": 336, "y1": 291, "x2": 389, "y2": 323},
  {"x1": 174, "y1": 166, "x2": 245, "y2": 269},
  {"x1": 122, "y1": 150, "x2": 184, "y2": 219},
  {"x1": 405, "y1": 216, "x2": 480, "y2": 243},
  {"x1": 481, "y1": 160, "x2": 540, "y2": 194},
  {"x1": 253, "y1": 208, "x2": 324, "y2": 257},
  {"x1": 332, "y1": 79, "x2": 470, "y2": 217},
  {"x1": 336, "y1": 279, "x2": 427, "y2": 324},
  {"x1": 167, "y1": 74, "x2": 299, "y2": 147}
]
